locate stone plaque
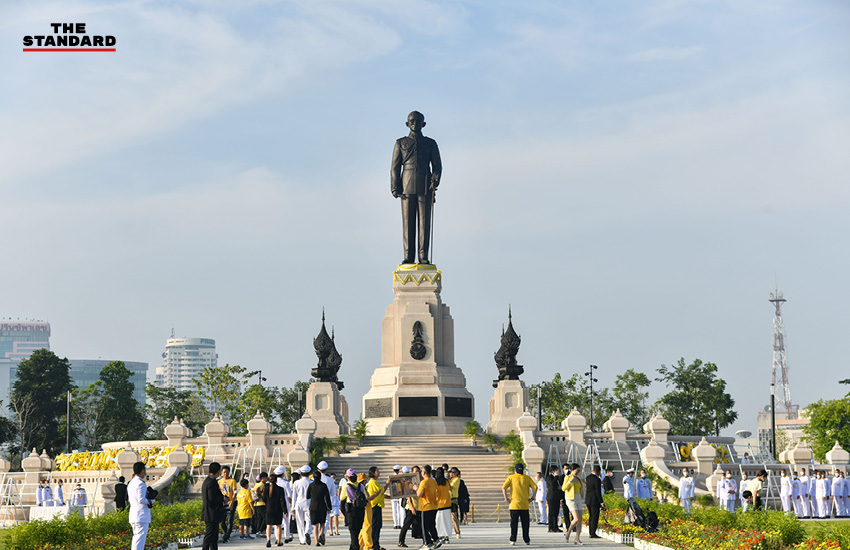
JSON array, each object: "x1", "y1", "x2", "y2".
[
  {"x1": 444, "y1": 397, "x2": 472, "y2": 418},
  {"x1": 365, "y1": 398, "x2": 392, "y2": 418},
  {"x1": 398, "y1": 396, "x2": 438, "y2": 417}
]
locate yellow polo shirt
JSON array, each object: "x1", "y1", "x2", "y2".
[
  {"x1": 503, "y1": 473, "x2": 535, "y2": 510},
  {"x1": 418, "y1": 477, "x2": 437, "y2": 511},
  {"x1": 450, "y1": 477, "x2": 460, "y2": 499},
  {"x1": 367, "y1": 478, "x2": 385, "y2": 508}
]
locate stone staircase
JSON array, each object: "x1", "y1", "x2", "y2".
[{"x1": 321, "y1": 435, "x2": 518, "y2": 523}]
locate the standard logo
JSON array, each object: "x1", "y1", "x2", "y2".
[{"x1": 23, "y1": 23, "x2": 116, "y2": 52}]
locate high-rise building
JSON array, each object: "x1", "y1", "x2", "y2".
[
  {"x1": 154, "y1": 337, "x2": 218, "y2": 394},
  {"x1": 0, "y1": 320, "x2": 51, "y2": 404},
  {"x1": 69, "y1": 359, "x2": 149, "y2": 405}
]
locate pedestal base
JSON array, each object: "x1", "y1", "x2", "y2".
[
  {"x1": 487, "y1": 379, "x2": 528, "y2": 435},
  {"x1": 305, "y1": 381, "x2": 350, "y2": 437},
  {"x1": 362, "y1": 264, "x2": 475, "y2": 435}
]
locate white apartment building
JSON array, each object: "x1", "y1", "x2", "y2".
[{"x1": 155, "y1": 337, "x2": 218, "y2": 394}]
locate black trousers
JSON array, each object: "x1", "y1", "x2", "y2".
[
  {"x1": 347, "y1": 506, "x2": 365, "y2": 550},
  {"x1": 587, "y1": 504, "x2": 601, "y2": 536},
  {"x1": 221, "y1": 505, "x2": 236, "y2": 540},
  {"x1": 399, "y1": 509, "x2": 417, "y2": 544},
  {"x1": 421, "y1": 509, "x2": 438, "y2": 545},
  {"x1": 401, "y1": 194, "x2": 432, "y2": 263},
  {"x1": 546, "y1": 499, "x2": 560, "y2": 531},
  {"x1": 509, "y1": 509, "x2": 530, "y2": 544},
  {"x1": 253, "y1": 504, "x2": 266, "y2": 534},
  {"x1": 203, "y1": 520, "x2": 219, "y2": 550},
  {"x1": 371, "y1": 504, "x2": 383, "y2": 548}
]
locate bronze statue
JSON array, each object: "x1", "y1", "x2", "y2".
[
  {"x1": 493, "y1": 308, "x2": 523, "y2": 388},
  {"x1": 391, "y1": 111, "x2": 442, "y2": 264},
  {"x1": 312, "y1": 312, "x2": 343, "y2": 389}
]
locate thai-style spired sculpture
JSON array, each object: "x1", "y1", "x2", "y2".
[
  {"x1": 312, "y1": 312, "x2": 344, "y2": 389},
  {"x1": 493, "y1": 309, "x2": 523, "y2": 387}
]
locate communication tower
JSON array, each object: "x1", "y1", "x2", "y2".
[{"x1": 769, "y1": 289, "x2": 794, "y2": 417}]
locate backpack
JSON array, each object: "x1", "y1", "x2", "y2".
[{"x1": 352, "y1": 484, "x2": 368, "y2": 510}]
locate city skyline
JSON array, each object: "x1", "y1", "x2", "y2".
[{"x1": 2, "y1": 1, "x2": 849, "y2": 436}]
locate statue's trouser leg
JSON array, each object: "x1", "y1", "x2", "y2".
[
  {"x1": 417, "y1": 194, "x2": 432, "y2": 262},
  {"x1": 401, "y1": 195, "x2": 417, "y2": 262}
]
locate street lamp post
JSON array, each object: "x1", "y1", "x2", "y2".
[
  {"x1": 66, "y1": 390, "x2": 71, "y2": 454},
  {"x1": 297, "y1": 390, "x2": 303, "y2": 420},
  {"x1": 770, "y1": 382, "x2": 777, "y2": 460},
  {"x1": 537, "y1": 386, "x2": 542, "y2": 431},
  {"x1": 585, "y1": 365, "x2": 598, "y2": 432}
]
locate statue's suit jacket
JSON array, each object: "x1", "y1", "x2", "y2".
[{"x1": 391, "y1": 133, "x2": 442, "y2": 196}]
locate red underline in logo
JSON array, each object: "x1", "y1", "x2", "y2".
[{"x1": 23, "y1": 48, "x2": 116, "y2": 52}]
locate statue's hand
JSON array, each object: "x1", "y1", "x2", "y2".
[{"x1": 392, "y1": 190, "x2": 400, "y2": 199}]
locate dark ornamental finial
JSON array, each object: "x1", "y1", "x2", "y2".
[
  {"x1": 312, "y1": 311, "x2": 343, "y2": 388},
  {"x1": 410, "y1": 321, "x2": 427, "y2": 360},
  {"x1": 493, "y1": 307, "x2": 523, "y2": 387}
]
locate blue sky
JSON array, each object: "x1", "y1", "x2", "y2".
[{"x1": 2, "y1": 0, "x2": 849, "y2": 436}]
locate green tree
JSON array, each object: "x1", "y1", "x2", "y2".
[
  {"x1": 193, "y1": 363, "x2": 258, "y2": 417},
  {"x1": 9, "y1": 349, "x2": 75, "y2": 455},
  {"x1": 529, "y1": 372, "x2": 615, "y2": 431},
  {"x1": 229, "y1": 383, "x2": 281, "y2": 436},
  {"x1": 655, "y1": 358, "x2": 737, "y2": 436},
  {"x1": 144, "y1": 383, "x2": 208, "y2": 438},
  {"x1": 802, "y1": 396, "x2": 850, "y2": 462},
  {"x1": 72, "y1": 382, "x2": 105, "y2": 450},
  {"x1": 612, "y1": 369, "x2": 652, "y2": 430},
  {"x1": 97, "y1": 361, "x2": 147, "y2": 443},
  {"x1": 274, "y1": 380, "x2": 311, "y2": 433}
]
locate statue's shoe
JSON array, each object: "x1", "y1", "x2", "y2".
[
  {"x1": 401, "y1": 259, "x2": 416, "y2": 265},
  {"x1": 418, "y1": 259, "x2": 431, "y2": 265}
]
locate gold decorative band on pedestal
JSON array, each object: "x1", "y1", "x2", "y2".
[{"x1": 393, "y1": 263, "x2": 441, "y2": 285}]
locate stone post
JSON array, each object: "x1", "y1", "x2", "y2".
[
  {"x1": 305, "y1": 382, "x2": 350, "y2": 437},
  {"x1": 165, "y1": 417, "x2": 190, "y2": 448},
  {"x1": 825, "y1": 441, "x2": 849, "y2": 468},
  {"x1": 246, "y1": 410, "x2": 271, "y2": 460},
  {"x1": 101, "y1": 476, "x2": 118, "y2": 514},
  {"x1": 517, "y1": 411, "x2": 545, "y2": 474},
  {"x1": 786, "y1": 441, "x2": 814, "y2": 466},
  {"x1": 602, "y1": 409, "x2": 629, "y2": 442},
  {"x1": 0, "y1": 455, "x2": 11, "y2": 473},
  {"x1": 205, "y1": 413, "x2": 229, "y2": 455},
  {"x1": 561, "y1": 408, "x2": 587, "y2": 444},
  {"x1": 691, "y1": 437, "x2": 717, "y2": 475},
  {"x1": 295, "y1": 412, "x2": 317, "y2": 453},
  {"x1": 39, "y1": 449, "x2": 54, "y2": 471},
  {"x1": 22, "y1": 448, "x2": 43, "y2": 506},
  {"x1": 706, "y1": 464, "x2": 725, "y2": 501},
  {"x1": 643, "y1": 413, "x2": 671, "y2": 444},
  {"x1": 116, "y1": 448, "x2": 142, "y2": 481}
]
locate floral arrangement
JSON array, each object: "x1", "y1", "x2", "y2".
[{"x1": 54, "y1": 445, "x2": 206, "y2": 471}]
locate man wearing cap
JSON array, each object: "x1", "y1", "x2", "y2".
[
  {"x1": 502, "y1": 463, "x2": 536, "y2": 546},
  {"x1": 317, "y1": 461, "x2": 337, "y2": 536},
  {"x1": 623, "y1": 468, "x2": 636, "y2": 500},
  {"x1": 390, "y1": 465, "x2": 403, "y2": 530},
  {"x1": 273, "y1": 467, "x2": 291, "y2": 542},
  {"x1": 293, "y1": 465, "x2": 313, "y2": 545}
]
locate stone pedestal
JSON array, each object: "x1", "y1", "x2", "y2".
[
  {"x1": 306, "y1": 381, "x2": 350, "y2": 437},
  {"x1": 487, "y1": 380, "x2": 528, "y2": 435},
  {"x1": 362, "y1": 264, "x2": 475, "y2": 435}
]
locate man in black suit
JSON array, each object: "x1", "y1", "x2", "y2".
[
  {"x1": 114, "y1": 476, "x2": 128, "y2": 511},
  {"x1": 544, "y1": 465, "x2": 562, "y2": 532},
  {"x1": 602, "y1": 468, "x2": 615, "y2": 494},
  {"x1": 202, "y1": 462, "x2": 224, "y2": 550},
  {"x1": 585, "y1": 465, "x2": 604, "y2": 539}
]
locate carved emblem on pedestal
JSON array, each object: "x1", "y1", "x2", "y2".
[{"x1": 410, "y1": 320, "x2": 426, "y2": 360}]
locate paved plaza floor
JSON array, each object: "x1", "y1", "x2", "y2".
[{"x1": 217, "y1": 523, "x2": 626, "y2": 549}]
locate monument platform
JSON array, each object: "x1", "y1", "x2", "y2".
[{"x1": 362, "y1": 264, "x2": 475, "y2": 435}]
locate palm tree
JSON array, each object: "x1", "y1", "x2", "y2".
[{"x1": 463, "y1": 420, "x2": 482, "y2": 446}]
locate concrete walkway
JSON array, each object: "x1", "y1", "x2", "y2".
[{"x1": 217, "y1": 523, "x2": 626, "y2": 549}]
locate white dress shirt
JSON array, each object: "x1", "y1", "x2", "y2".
[{"x1": 128, "y1": 475, "x2": 151, "y2": 524}]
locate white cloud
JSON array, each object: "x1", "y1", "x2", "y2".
[{"x1": 627, "y1": 45, "x2": 705, "y2": 62}]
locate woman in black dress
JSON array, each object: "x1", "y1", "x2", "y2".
[
  {"x1": 264, "y1": 473, "x2": 287, "y2": 547},
  {"x1": 307, "y1": 470, "x2": 332, "y2": 546}
]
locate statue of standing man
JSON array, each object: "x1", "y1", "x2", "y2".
[{"x1": 391, "y1": 111, "x2": 442, "y2": 265}]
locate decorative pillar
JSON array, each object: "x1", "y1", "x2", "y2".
[
  {"x1": 825, "y1": 441, "x2": 849, "y2": 468},
  {"x1": 246, "y1": 410, "x2": 271, "y2": 459},
  {"x1": 691, "y1": 437, "x2": 717, "y2": 475},
  {"x1": 39, "y1": 449, "x2": 54, "y2": 471},
  {"x1": 706, "y1": 464, "x2": 725, "y2": 501},
  {"x1": 786, "y1": 441, "x2": 814, "y2": 466},
  {"x1": 116, "y1": 448, "x2": 142, "y2": 481},
  {"x1": 0, "y1": 454, "x2": 10, "y2": 473},
  {"x1": 101, "y1": 476, "x2": 119, "y2": 514},
  {"x1": 517, "y1": 411, "x2": 545, "y2": 475},
  {"x1": 643, "y1": 412, "x2": 671, "y2": 444},
  {"x1": 22, "y1": 449, "x2": 43, "y2": 506},
  {"x1": 204, "y1": 414, "x2": 228, "y2": 449},
  {"x1": 295, "y1": 412, "x2": 317, "y2": 454},
  {"x1": 603, "y1": 409, "x2": 629, "y2": 442},
  {"x1": 165, "y1": 417, "x2": 190, "y2": 447}
]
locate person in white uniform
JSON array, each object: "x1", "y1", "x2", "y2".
[
  {"x1": 678, "y1": 470, "x2": 694, "y2": 514},
  {"x1": 739, "y1": 473, "x2": 749, "y2": 510},
  {"x1": 42, "y1": 483, "x2": 55, "y2": 506},
  {"x1": 815, "y1": 471, "x2": 831, "y2": 518},
  {"x1": 623, "y1": 468, "x2": 636, "y2": 500},
  {"x1": 792, "y1": 473, "x2": 804, "y2": 517},
  {"x1": 35, "y1": 480, "x2": 44, "y2": 506},
  {"x1": 832, "y1": 470, "x2": 845, "y2": 518},
  {"x1": 274, "y1": 466, "x2": 293, "y2": 542},
  {"x1": 389, "y1": 465, "x2": 404, "y2": 529},
  {"x1": 534, "y1": 471, "x2": 547, "y2": 524},
  {"x1": 128, "y1": 461, "x2": 153, "y2": 550},
  {"x1": 56, "y1": 480, "x2": 65, "y2": 506},
  {"x1": 808, "y1": 470, "x2": 819, "y2": 518},
  {"x1": 636, "y1": 470, "x2": 653, "y2": 501},
  {"x1": 70, "y1": 483, "x2": 88, "y2": 516},
  {"x1": 292, "y1": 465, "x2": 313, "y2": 545},
  {"x1": 719, "y1": 471, "x2": 737, "y2": 513},
  {"x1": 798, "y1": 469, "x2": 811, "y2": 518},
  {"x1": 317, "y1": 461, "x2": 338, "y2": 535},
  {"x1": 780, "y1": 470, "x2": 792, "y2": 513}
]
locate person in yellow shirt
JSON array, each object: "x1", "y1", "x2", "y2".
[
  {"x1": 366, "y1": 466, "x2": 391, "y2": 550},
  {"x1": 502, "y1": 463, "x2": 536, "y2": 546},
  {"x1": 435, "y1": 467, "x2": 453, "y2": 542},
  {"x1": 448, "y1": 467, "x2": 462, "y2": 538},
  {"x1": 253, "y1": 472, "x2": 267, "y2": 538},
  {"x1": 561, "y1": 463, "x2": 585, "y2": 544},
  {"x1": 219, "y1": 466, "x2": 239, "y2": 543},
  {"x1": 236, "y1": 478, "x2": 255, "y2": 540},
  {"x1": 417, "y1": 465, "x2": 439, "y2": 548}
]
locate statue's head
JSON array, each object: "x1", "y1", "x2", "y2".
[{"x1": 406, "y1": 111, "x2": 426, "y2": 132}]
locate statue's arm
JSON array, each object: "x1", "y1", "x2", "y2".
[
  {"x1": 430, "y1": 141, "x2": 442, "y2": 190},
  {"x1": 390, "y1": 141, "x2": 403, "y2": 198}
]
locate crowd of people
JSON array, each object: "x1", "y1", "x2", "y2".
[
  {"x1": 199, "y1": 461, "x2": 473, "y2": 550},
  {"x1": 33, "y1": 478, "x2": 90, "y2": 515}
]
